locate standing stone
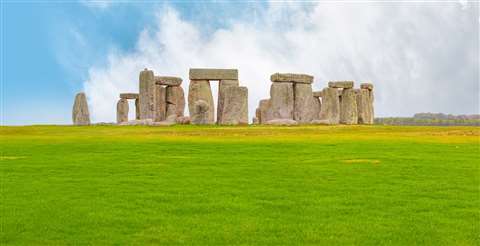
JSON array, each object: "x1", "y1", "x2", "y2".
[
  {"x1": 357, "y1": 88, "x2": 374, "y2": 124},
  {"x1": 139, "y1": 69, "x2": 156, "y2": 120},
  {"x1": 270, "y1": 82, "x2": 294, "y2": 119},
  {"x1": 217, "y1": 86, "x2": 248, "y2": 125},
  {"x1": 259, "y1": 99, "x2": 273, "y2": 123},
  {"x1": 340, "y1": 88, "x2": 358, "y2": 124},
  {"x1": 312, "y1": 96, "x2": 321, "y2": 121},
  {"x1": 293, "y1": 83, "x2": 315, "y2": 123},
  {"x1": 188, "y1": 80, "x2": 214, "y2": 124},
  {"x1": 217, "y1": 80, "x2": 239, "y2": 123},
  {"x1": 135, "y1": 98, "x2": 140, "y2": 120},
  {"x1": 155, "y1": 85, "x2": 167, "y2": 122},
  {"x1": 116, "y1": 98, "x2": 129, "y2": 124},
  {"x1": 318, "y1": 87, "x2": 340, "y2": 124},
  {"x1": 191, "y1": 100, "x2": 210, "y2": 125},
  {"x1": 72, "y1": 92, "x2": 90, "y2": 125},
  {"x1": 166, "y1": 86, "x2": 185, "y2": 118}
]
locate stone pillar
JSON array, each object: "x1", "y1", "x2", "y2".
[
  {"x1": 155, "y1": 85, "x2": 167, "y2": 122},
  {"x1": 312, "y1": 96, "x2": 321, "y2": 121},
  {"x1": 293, "y1": 83, "x2": 315, "y2": 123},
  {"x1": 139, "y1": 69, "x2": 156, "y2": 120},
  {"x1": 340, "y1": 88, "x2": 358, "y2": 124},
  {"x1": 217, "y1": 79, "x2": 239, "y2": 123},
  {"x1": 358, "y1": 83, "x2": 374, "y2": 124},
  {"x1": 72, "y1": 92, "x2": 90, "y2": 125},
  {"x1": 259, "y1": 99, "x2": 273, "y2": 124},
  {"x1": 270, "y1": 82, "x2": 294, "y2": 119},
  {"x1": 166, "y1": 86, "x2": 185, "y2": 119},
  {"x1": 135, "y1": 98, "x2": 140, "y2": 120},
  {"x1": 188, "y1": 80, "x2": 214, "y2": 124},
  {"x1": 191, "y1": 100, "x2": 210, "y2": 125},
  {"x1": 217, "y1": 86, "x2": 248, "y2": 125},
  {"x1": 318, "y1": 87, "x2": 340, "y2": 124},
  {"x1": 116, "y1": 98, "x2": 129, "y2": 124}
]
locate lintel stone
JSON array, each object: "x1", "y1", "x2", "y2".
[
  {"x1": 189, "y1": 68, "x2": 238, "y2": 80},
  {"x1": 270, "y1": 73, "x2": 314, "y2": 84},
  {"x1": 360, "y1": 83, "x2": 374, "y2": 90},
  {"x1": 120, "y1": 93, "x2": 139, "y2": 99},
  {"x1": 155, "y1": 76, "x2": 182, "y2": 86},
  {"x1": 328, "y1": 81, "x2": 354, "y2": 89}
]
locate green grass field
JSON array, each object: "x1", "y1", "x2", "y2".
[{"x1": 1, "y1": 125, "x2": 479, "y2": 245}]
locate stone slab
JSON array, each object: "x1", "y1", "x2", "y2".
[
  {"x1": 120, "y1": 93, "x2": 139, "y2": 99},
  {"x1": 189, "y1": 68, "x2": 238, "y2": 80},
  {"x1": 360, "y1": 83, "x2": 374, "y2": 90},
  {"x1": 270, "y1": 82, "x2": 294, "y2": 119},
  {"x1": 155, "y1": 76, "x2": 182, "y2": 86},
  {"x1": 328, "y1": 81, "x2": 354, "y2": 89},
  {"x1": 270, "y1": 73, "x2": 314, "y2": 84},
  {"x1": 217, "y1": 86, "x2": 248, "y2": 125},
  {"x1": 312, "y1": 91, "x2": 323, "y2": 98},
  {"x1": 188, "y1": 80, "x2": 214, "y2": 124},
  {"x1": 72, "y1": 92, "x2": 90, "y2": 125}
]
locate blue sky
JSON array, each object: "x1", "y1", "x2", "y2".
[{"x1": 2, "y1": 1, "x2": 478, "y2": 125}]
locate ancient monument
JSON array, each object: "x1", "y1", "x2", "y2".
[
  {"x1": 254, "y1": 74, "x2": 374, "y2": 125},
  {"x1": 72, "y1": 92, "x2": 90, "y2": 125},
  {"x1": 73, "y1": 68, "x2": 374, "y2": 126}
]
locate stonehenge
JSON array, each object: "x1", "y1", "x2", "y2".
[{"x1": 73, "y1": 68, "x2": 374, "y2": 126}]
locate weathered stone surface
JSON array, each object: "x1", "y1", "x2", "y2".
[
  {"x1": 135, "y1": 98, "x2": 140, "y2": 120},
  {"x1": 360, "y1": 83, "x2": 374, "y2": 91},
  {"x1": 155, "y1": 76, "x2": 182, "y2": 86},
  {"x1": 293, "y1": 83, "x2": 315, "y2": 123},
  {"x1": 313, "y1": 91, "x2": 323, "y2": 98},
  {"x1": 116, "y1": 98, "x2": 129, "y2": 124},
  {"x1": 176, "y1": 116, "x2": 191, "y2": 124},
  {"x1": 312, "y1": 96, "x2": 321, "y2": 121},
  {"x1": 356, "y1": 88, "x2": 374, "y2": 124},
  {"x1": 270, "y1": 73, "x2": 314, "y2": 84},
  {"x1": 310, "y1": 119, "x2": 332, "y2": 125},
  {"x1": 120, "y1": 93, "x2": 139, "y2": 99},
  {"x1": 151, "y1": 120, "x2": 176, "y2": 126},
  {"x1": 217, "y1": 86, "x2": 248, "y2": 125},
  {"x1": 340, "y1": 88, "x2": 358, "y2": 125},
  {"x1": 328, "y1": 81, "x2": 354, "y2": 89},
  {"x1": 265, "y1": 119, "x2": 298, "y2": 126},
  {"x1": 270, "y1": 82, "x2": 294, "y2": 119},
  {"x1": 318, "y1": 87, "x2": 340, "y2": 124},
  {"x1": 72, "y1": 92, "x2": 90, "y2": 125},
  {"x1": 191, "y1": 100, "x2": 212, "y2": 125},
  {"x1": 188, "y1": 80, "x2": 214, "y2": 124},
  {"x1": 119, "y1": 119, "x2": 154, "y2": 126},
  {"x1": 155, "y1": 85, "x2": 167, "y2": 122},
  {"x1": 189, "y1": 68, "x2": 238, "y2": 80},
  {"x1": 252, "y1": 117, "x2": 259, "y2": 124},
  {"x1": 166, "y1": 85, "x2": 185, "y2": 118},
  {"x1": 258, "y1": 99, "x2": 273, "y2": 123},
  {"x1": 139, "y1": 69, "x2": 156, "y2": 120},
  {"x1": 217, "y1": 80, "x2": 239, "y2": 123}
]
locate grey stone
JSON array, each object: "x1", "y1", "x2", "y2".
[
  {"x1": 265, "y1": 119, "x2": 298, "y2": 126},
  {"x1": 310, "y1": 119, "x2": 332, "y2": 125},
  {"x1": 328, "y1": 81, "x2": 354, "y2": 89},
  {"x1": 356, "y1": 88, "x2": 374, "y2": 124},
  {"x1": 120, "y1": 93, "x2": 139, "y2": 99},
  {"x1": 340, "y1": 88, "x2": 358, "y2": 124},
  {"x1": 189, "y1": 68, "x2": 238, "y2": 80},
  {"x1": 139, "y1": 69, "x2": 156, "y2": 120},
  {"x1": 119, "y1": 119, "x2": 154, "y2": 126},
  {"x1": 252, "y1": 117, "x2": 259, "y2": 124},
  {"x1": 155, "y1": 76, "x2": 182, "y2": 86},
  {"x1": 135, "y1": 98, "x2": 140, "y2": 120},
  {"x1": 166, "y1": 85, "x2": 185, "y2": 118},
  {"x1": 360, "y1": 83, "x2": 374, "y2": 91},
  {"x1": 176, "y1": 116, "x2": 191, "y2": 124},
  {"x1": 270, "y1": 73, "x2": 313, "y2": 84},
  {"x1": 116, "y1": 98, "x2": 129, "y2": 124},
  {"x1": 293, "y1": 83, "x2": 315, "y2": 123},
  {"x1": 217, "y1": 80, "x2": 239, "y2": 123},
  {"x1": 258, "y1": 99, "x2": 273, "y2": 123},
  {"x1": 188, "y1": 80, "x2": 214, "y2": 124},
  {"x1": 312, "y1": 96, "x2": 321, "y2": 121},
  {"x1": 217, "y1": 86, "x2": 248, "y2": 125},
  {"x1": 72, "y1": 92, "x2": 90, "y2": 125},
  {"x1": 155, "y1": 85, "x2": 167, "y2": 122},
  {"x1": 318, "y1": 87, "x2": 340, "y2": 124},
  {"x1": 313, "y1": 91, "x2": 323, "y2": 98},
  {"x1": 191, "y1": 100, "x2": 212, "y2": 125},
  {"x1": 270, "y1": 82, "x2": 294, "y2": 119}
]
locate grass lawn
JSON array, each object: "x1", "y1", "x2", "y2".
[{"x1": 1, "y1": 125, "x2": 479, "y2": 245}]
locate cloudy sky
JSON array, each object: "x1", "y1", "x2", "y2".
[{"x1": 2, "y1": 1, "x2": 479, "y2": 125}]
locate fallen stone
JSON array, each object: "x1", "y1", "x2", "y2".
[
  {"x1": 116, "y1": 98, "x2": 129, "y2": 124},
  {"x1": 265, "y1": 119, "x2": 298, "y2": 126},
  {"x1": 151, "y1": 121, "x2": 176, "y2": 126},
  {"x1": 155, "y1": 76, "x2": 182, "y2": 86},
  {"x1": 319, "y1": 87, "x2": 340, "y2": 124},
  {"x1": 176, "y1": 116, "x2": 191, "y2": 124},
  {"x1": 293, "y1": 83, "x2": 315, "y2": 123},
  {"x1": 189, "y1": 68, "x2": 238, "y2": 80},
  {"x1": 270, "y1": 82, "x2": 294, "y2": 119},
  {"x1": 155, "y1": 85, "x2": 167, "y2": 122},
  {"x1": 120, "y1": 93, "x2": 139, "y2": 100},
  {"x1": 119, "y1": 119, "x2": 154, "y2": 126},
  {"x1": 139, "y1": 69, "x2": 156, "y2": 120},
  {"x1": 310, "y1": 119, "x2": 333, "y2": 125},
  {"x1": 328, "y1": 81, "x2": 354, "y2": 89},
  {"x1": 166, "y1": 85, "x2": 185, "y2": 118},
  {"x1": 360, "y1": 83, "x2": 374, "y2": 91},
  {"x1": 217, "y1": 79, "x2": 239, "y2": 123},
  {"x1": 313, "y1": 91, "x2": 323, "y2": 98},
  {"x1": 188, "y1": 80, "x2": 214, "y2": 124},
  {"x1": 340, "y1": 88, "x2": 358, "y2": 124},
  {"x1": 217, "y1": 86, "x2": 248, "y2": 125},
  {"x1": 270, "y1": 73, "x2": 314, "y2": 84},
  {"x1": 72, "y1": 92, "x2": 90, "y2": 125},
  {"x1": 191, "y1": 100, "x2": 212, "y2": 125}
]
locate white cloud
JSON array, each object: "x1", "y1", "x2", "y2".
[{"x1": 83, "y1": 2, "x2": 479, "y2": 123}]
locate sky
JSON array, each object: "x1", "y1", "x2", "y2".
[{"x1": 1, "y1": 1, "x2": 479, "y2": 125}]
